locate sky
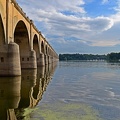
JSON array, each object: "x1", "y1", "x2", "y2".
[{"x1": 16, "y1": 0, "x2": 120, "y2": 55}]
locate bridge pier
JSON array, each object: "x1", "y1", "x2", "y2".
[
  {"x1": 48, "y1": 55, "x2": 52, "y2": 64},
  {"x1": 37, "y1": 53, "x2": 45, "y2": 66},
  {"x1": 47, "y1": 55, "x2": 50, "y2": 64},
  {"x1": 21, "y1": 50, "x2": 37, "y2": 69},
  {"x1": 0, "y1": 42, "x2": 21, "y2": 76},
  {"x1": 8, "y1": 42, "x2": 21, "y2": 76},
  {"x1": 44, "y1": 55, "x2": 48, "y2": 65}
]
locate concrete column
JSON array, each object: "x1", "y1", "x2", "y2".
[
  {"x1": 21, "y1": 50, "x2": 37, "y2": 69},
  {"x1": 38, "y1": 53, "x2": 45, "y2": 66},
  {"x1": 48, "y1": 55, "x2": 53, "y2": 64},
  {"x1": 48, "y1": 55, "x2": 50, "y2": 64},
  {"x1": 0, "y1": 42, "x2": 21, "y2": 76},
  {"x1": 7, "y1": 42, "x2": 21, "y2": 76},
  {"x1": 29, "y1": 50, "x2": 37, "y2": 69},
  {"x1": 0, "y1": 45, "x2": 8, "y2": 76},
  {"x1": 44, "y1": 55, "x2": 48, "y2": 65}
]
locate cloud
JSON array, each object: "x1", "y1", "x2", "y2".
[
  {"x1": 28, "y1": 8, "x2": 113, "y2": 35},
  {"x1": 90, "y1": 40, "x2": 120, "y2": 47},
  {"x1": 111, "y1": 0, "x2": 120, "y2": 22},
  {"x1": 101, "y1": 0, "x2": 109, "y2": 4},
  {"x1": 17, "y1": 0, "x2": 85, "y2": 14},
  {"x1": 84, "y1": 17, "x2": 114, "y2": 32},
  {"x1": 113, "y1": 0, "x2": 120, "y2": 12}
]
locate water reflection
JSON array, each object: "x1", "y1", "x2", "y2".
[
  {"x1": 0, "y1": 77, "x2": 21, "y2": 120},
  {"x1": 0, "y1": 63, "x2": 58, "y2": 120}
]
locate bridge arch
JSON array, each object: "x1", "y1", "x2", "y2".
[
  {"x1": 14, "y1": 20, "x2": 30, "y2": 52},
  {"x1": 41, "y1": 41, "x2": 45, "y2": 54},
  {"x1": 0, "y1": 14, "x2": 5, "y2": 46},
  {"x1": 45, "y1": 45, "x2": 48, "y2": 55},
  {"x1": 33, "y1": 34, "x2": 40, "y2": 65},
  {"x1": 14, "y1": 20, "x2": 30, "y2": 68}
]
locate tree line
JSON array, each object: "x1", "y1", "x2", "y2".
[
  {"x1": 107, "y1": 52, "x2": 120, "y2": 62},
  {"x1": 59, "y1": 52, "x2": 120, "y2": 62}
]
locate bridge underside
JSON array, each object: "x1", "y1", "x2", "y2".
[{"x1": 14, "y1": 20, "x2": 37, "y2": 69}]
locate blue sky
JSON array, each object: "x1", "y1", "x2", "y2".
[{"x1": 16, "y1": 0, "x2": 120, "y2": 54}]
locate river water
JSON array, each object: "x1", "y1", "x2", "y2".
[{"x1": 1, "y1": 61, "x2": 120, "y2": 120}]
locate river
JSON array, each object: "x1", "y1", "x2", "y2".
[{"x1": 1, "y1": 61, "x2": 120, "y2": 120}]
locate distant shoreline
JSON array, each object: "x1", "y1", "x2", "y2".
[
  {"x1": 59, "y1": 53, "x2": 120, "y2": 62},
  {"x1": 59, "y1": 60, "x2": 106, "y2": 62}
]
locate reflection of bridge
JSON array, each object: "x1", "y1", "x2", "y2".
[
  {"x1": 0, "y1": 63, "x2": 57, "y2": 120},
  {"x1": 0, "y1": 0, "x2": 59, "y2": 76}
]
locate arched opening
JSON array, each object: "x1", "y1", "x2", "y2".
[
  {"x1": 48, "y1": 48, "x2": 50, "y2": 55},
  {"x1": 46, "y1": 46, "x2": 48, "y2": 55},
  {"x1": 41, "y1": 41, "x2": 44, "y2": 54},
  {"x1": 14, "y1": 20, "x2": 29, "y2": 55},
  {"x1": 33, "y1": 34, "x2": 39, "y2": 63},
  {"x1": 0, "y1": 15, "x2": 5, "y2": 46},
  {"x1": 14, "y1": 20, "x2": 30, "y2": 67},
  {"x1": 33, "y1": 34, "x2": 39, "y2": 57}
]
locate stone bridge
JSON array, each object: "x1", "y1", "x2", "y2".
[{"x1": 0, "y1": 0, "x2": 59, "y2": 76}]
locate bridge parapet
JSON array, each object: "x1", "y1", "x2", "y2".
[{"x1": 11, "y1": 0, "x2": 31, "y2": 23}]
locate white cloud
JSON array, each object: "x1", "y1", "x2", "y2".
[
  {"x1": 84, "y1": 17, "x2": 114, "y2": 32},
  {"x1": 113, "y1": 0, "x2": 120, "y2": 12},
  {"x1": 111, "y1": 0, "x2": 120, "y2": 22},
  {"x1": 101, "y1": 0, "x2": 109, "y2": 4},
  {"x1": 28, "y1": 8, "x2": 113, "y2": 34},
  {"x1": 17, "y1": 0, "x2": 85, "y2": 14},
  {"x1": 90, "y1": 40, "x2": 120, "y2": 47}
]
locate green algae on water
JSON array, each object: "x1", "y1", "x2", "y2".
[{"x1": 31, "y1": 102, "x2": 102, "y2": 120}]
